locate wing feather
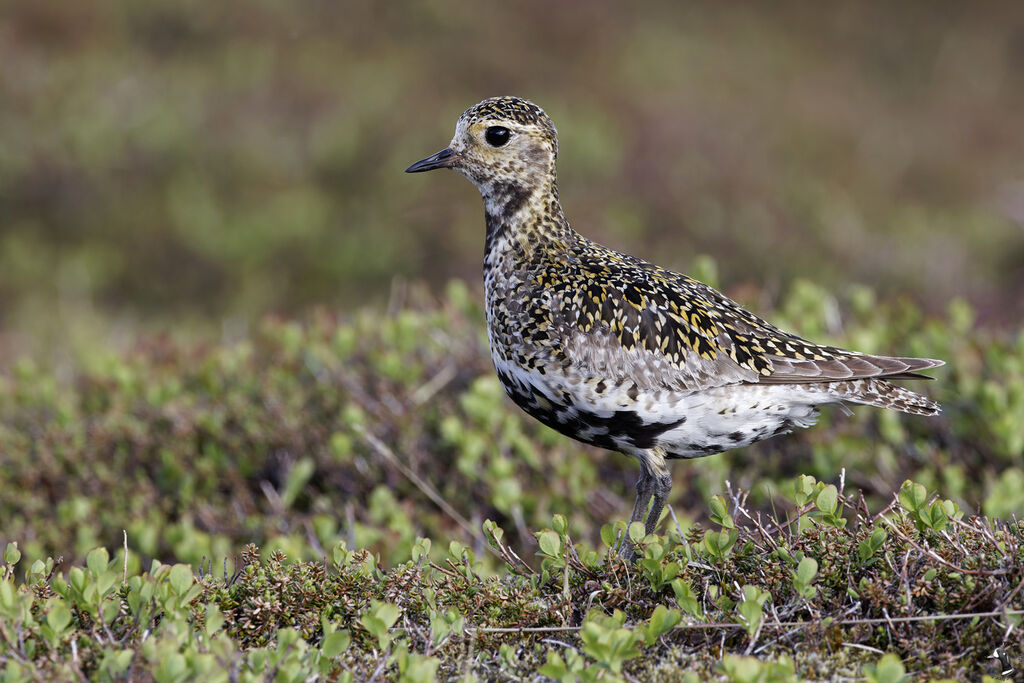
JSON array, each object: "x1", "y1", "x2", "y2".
[{"x1": 523, "y1": 245, "x2": 943, "y2": 393}]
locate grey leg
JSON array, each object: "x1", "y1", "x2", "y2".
[
  {"x1": 629, "y1": 470, "x2": 654, "y2": 526},
  {"x1": 645, "y1": 472, "x2": 673, "y2": 537},
  {"x1": 618, "y1": 470, "x2": 652, "y2": 561},
  {"x1": 618, "y1": 448, "x2": 672, "y2": 562}
]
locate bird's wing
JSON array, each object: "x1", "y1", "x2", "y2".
[
  {"x1": 678, "y1": 275, "x2": 945, "y2": 383},
  {"x1": 533, "y1": 248, "x2": 942, "y2": 393}
]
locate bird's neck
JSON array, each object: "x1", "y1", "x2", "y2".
[{"x1": 481, "y1": 176, "x2": 576, "y2": 268}]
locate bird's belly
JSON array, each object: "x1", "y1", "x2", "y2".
[
  {"x1": 654, "y1": 384, "x2": 823, "y2": 457},
  {"x1": 492, "y1": 358, "x2": 824, "y2": 458}
]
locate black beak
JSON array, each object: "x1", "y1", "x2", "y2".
[{"x1": 405, "y1": 148, "x2": 457, "y2": 173}]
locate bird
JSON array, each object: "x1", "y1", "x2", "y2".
[{"x1": 406, "y1": 96, "x2": 943, "y2": 560}]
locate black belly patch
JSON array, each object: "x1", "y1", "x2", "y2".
[{"x1": 495, "y1": 369, "x2": 685, "y2": 452}]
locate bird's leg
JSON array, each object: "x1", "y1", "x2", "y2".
[
  {"x1": 645, "y1": 472, "x2": 673, "y2": 537},
  {"x1": 618, "y1": 470, "x2": 652, "y2": 561},
  {"x1": 629, "y1": 470, "x2": 655, "y2": 527},
  {"x1": 619, "y1": 448, "x2": 671, "y2": 561}
]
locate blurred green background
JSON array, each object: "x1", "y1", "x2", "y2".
[{"x1": 2, "y1": 0, "x2": 1022, "y2": 364}]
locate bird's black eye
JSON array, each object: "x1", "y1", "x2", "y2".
[{"x1": 484, "y1": 126, "x2": 511, "y2": 147}]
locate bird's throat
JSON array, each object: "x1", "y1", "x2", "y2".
[
  {"x1": 482, "y1": 180, "x2": 536, "y2": 226},
  {"x1": 482, "y1": 179, "x2": 573, "y2": 263}
]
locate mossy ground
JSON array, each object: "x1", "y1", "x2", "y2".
[{"x1": 1, "y1": 282, "x2": 1022, "y2": 680}]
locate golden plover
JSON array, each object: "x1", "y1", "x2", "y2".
[{"x1": 406, "y1": 96, "x2": 943, "y2": 559}]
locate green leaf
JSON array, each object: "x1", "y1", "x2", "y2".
[
  {"x1": 430, "y1": 613, "x2": 451, "y2": 646},
  {"x1": 374, "y1": 601, "x2": 401, "y2": 629},
  {"x1": 718, "y1": 654, "x2": 796, "y2": 680},
  {"x1": 859, "y1": 527, "x2": 887, "y2": 562},
  {"x1": 796, "y1": 557, "x2": 818, "y2": 585},
  {"x1": 86, "y1": 547, "x2": 109, "y2": 577},
  {"x1": 332, "y1": 543, "x2": 351, "y2": 567},
  {"x1": 168, "y1": 564, "x2": 193, "y2": 596},
  {"x1": 537, "y1": 530, "x2": 561, "y2": 557},
  {"x1": 815, "y1": 485, "x2": 838, "y2": 516},
  {"x1": 941, "y1": 499, "x2": 963, "y2": 521},
  {"x1": 483, "y1": 520, "x2": 502, "y2": 543},
  {"x1": 411, "y1": 537, "x2": 432, "y2": 563},
  {"x1": 898, "y1": 480, "x2": 928, "y2": 513},
  {"x1": 447, "y1": 540, "x2": 468, "y2": 561},
  {"x1": 321, "y1": 630, "x2": 350, "y2": 658},
  {"x1": 600, "y1": 524, "x2": 618, "y2": 548},
  {"x1": 863, "y1": 653, "x2": 907, "y2": 683},
  {"x1": 742, "y1": 585, "x2": 769, "y2": 606},
  {"x1": 537, "y1": 651, "x2": 568, "y2": 680},
  {"x1": 4, "y1": 542, "x2": 21, "y2": 566},
  {"x1": 157, "y1": 652, "x2": 187, "y2": 683},
  {"x1": 101, "y1": 649, "x2": 134, "y2": 676},
  {"x1": 703, "y1": 529, "x2": 738, "y2": 558},
  {"x1": 47, "y1": 599, "x2": 72, "y2": 634},
  {"x1": 672, "y1": 579, "x2": 702, "y2": 617},
  {"x1": 69, "y1": 567, "x2": 87, "y2": 595},
  {"x1": 94, "y1": 570, "x2": 117, "y2": 601},
  {"x1": 102, "y1": 598, "x2": 121, "y2": 623},
  {"x1": 361, "y1": 615, "x2": 386, "y2": 642},
  {"x1": 793, "y1": 556, "x2": 819, "y2": 599},
  {"x1": 737, "y1": 599, "x2": 762, "y2": 636},
  {"x1": 924, "y1": 502, "x2": 949, "y2": 531},
  {"x1": 792, "y1": 475, "x2": 818, "y2": 506},
  {"x1": 205, "y1": 604, "x2": 224, "y2": 636},
  {"x1": 644, "y1": 542, "x2": 665, "y2": 562},
  {"x1": 645, "y1": 605, "x2": 681, "y2": 644},
  {"x1": 737, "y1": 585, "x2": 771, "y2": 633},
  {"x1": 708, "y1": 495, "x2": 735, "y2": 529},
  {"x1": 0, "y1": 579, "x2": 16, "y2": 612}
]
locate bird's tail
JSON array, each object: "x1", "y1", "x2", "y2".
[{"x1": 826, "y1": 378, "x2": 941, "y2": 416}]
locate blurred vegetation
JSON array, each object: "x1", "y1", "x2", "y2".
[{"x1": 1, "y1": 0, "x2": 1023, "y2": 362}]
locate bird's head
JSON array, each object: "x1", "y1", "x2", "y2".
[{"x1": 406, "y1": 96, "x2": 558, "y2": 207}]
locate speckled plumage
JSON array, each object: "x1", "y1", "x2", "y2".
[{"x1": 407, "y1": 96, "x2": 944, "y2": 559}]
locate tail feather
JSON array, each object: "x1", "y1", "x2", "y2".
[
  {"x1": 829, "y1": 378, "x2": 941, "y2": 416},
  {"x1": 761, "y1": 354, "x2": 945, "y2": 384}
]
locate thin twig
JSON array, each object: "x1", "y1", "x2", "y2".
[
  {"x1": 841, "y1": 642, "x2": 885, "y2": 655},
  {"x1": 122, "y1": 530, "x2": 128, "y2": 585},
  {"x1": 464, "y1": 609, "x2": 1024, "y2": 634},
  {"x1": 358, "y1": 428, "x2": 488, "y2": 552},
  {"x1": 411, "y1": 363, "x2": 457, "y2": 406}
]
